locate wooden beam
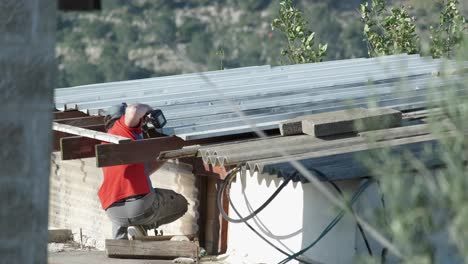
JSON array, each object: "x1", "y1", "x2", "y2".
[
  {"x1": 136, "y1": 235, "x2": 196, "y2": 241},
  {"x1": 219, "y1": 179, "x2": 229, "y2": 254},
  {"x1": 56, "y1": 128, "x2": 267, "y2": 162},
  {"x1": 195, "y1": 172, "x2": 207, "y2": 250},
  {"x1": 55, "y1": 116, "x2": 104, "y2": 127},
  {"x1": 61, "y1": 136, "x2": 100, "y2": 160},
  {"x1": 301, "y1": 108, "x2": 401, "y2": 137},
  {"x1": 95, "y1": 136, "x2": 185, "y2": 167},
  {"x1": 359, "y1": 124, "x2": 431, "y2": 141},
  {"x1": 279, "y1": 108, "x2": 402, "y2": 137},
  {"x1": 53, "y1": 122, "x2": 129, "y2": 144},
  {"x1": 53, "y1": 124, "x2": 105, "y2": 152},
  {"x1": 53, "y1": 110, "x2": 88, "y2": 120},
  {"x1": 105, "y1": 240, "x2": 198, "y2": 259},
  {"x1": 159, "y1": 146, "x2": 201, "y2": 160}
]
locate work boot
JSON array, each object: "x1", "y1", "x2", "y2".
[{"x1": 127, "y1": 226, "x2": 147, "y2": 240}]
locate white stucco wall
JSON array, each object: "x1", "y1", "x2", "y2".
[
  {"x1": 49, "y1": 153, "x2": 198, "y2": 249},
  {"x1": 226, "y1": 170, "x2": 383, "y2": 264}
]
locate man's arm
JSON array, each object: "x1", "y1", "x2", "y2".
[{"x1": 124, "y1": 103, "x2": 152, "y2": 128}]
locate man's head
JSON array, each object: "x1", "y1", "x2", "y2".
[{"x1": 104, "y1": 103, "x2": 127, "y2": 131}]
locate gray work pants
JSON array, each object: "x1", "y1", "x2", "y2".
[{"x1": 105, "y1": 188, "x2": 188, "y2": 239}]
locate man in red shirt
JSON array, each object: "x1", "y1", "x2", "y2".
[{"x1": 100, "y1": 103, "x2": 188, "y2": 239}]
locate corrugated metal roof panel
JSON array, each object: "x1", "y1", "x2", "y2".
[
  {"x1": 195, "y1": 129, "x2": 442, "y2": 181},
  {"x1": 54, "y1": 54, "x2": 463, "y2": 139}
]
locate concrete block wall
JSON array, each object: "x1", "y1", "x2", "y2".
[
  {"x1": 49, "y1": 153, "x2": 198, "y2": 249},
  {"x1": 0, "y1": 1, "x2": 56, "y2": 263}
]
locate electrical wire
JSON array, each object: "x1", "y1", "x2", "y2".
[
  {"x1": 278, "y1": 179, "x2": 373, "y2": 264},
  {"x1": 219, "y1": 167, "x2": 313, "y2": 264},
  {"x1": 327, "y1": 180, "x2": 373, "y2": 256},
  {"x1": 217, "y1": 166, "x2": 293, "y2": 223},
  {"x1": 217, "y1": 166, "x2": 312, "y2": 264},
  {"x1": 217, "y1": 166, "x2": 373, "y2": 264}
]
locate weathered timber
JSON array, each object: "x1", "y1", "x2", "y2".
[
  {"x1": 301, "y1": 108, "x2": 402, "y2": 137},
  {"x1": 96, "y1": 136, "x2": 185, "y2": 167},
  {"x1": 105, "y1": 239, "x2": 198, "y2": 259},
  {"x1": 359, "y1": 124, "x2": 431, "y2": 141},
  {"x1": 53, "y1": 124, "x2": 105, "y2": 152},
  {"x1": 279, "y1": 108, "x2": 402, "y2": 137},
  {"x1": 53, "y1": 122, "x2": 129, "y2": 144},
  {"x1": 53, "y1": 110, "x2": 88, "y2": 120},
  {"x1": 159, "y1": 145, "x2": 201, "y2": 160},
  {"x1": 136, "y1": 234, "x2": 196, "y2": 241},
  {"x1": 55, "y1": 116, "x2": 104, "y2": 127},
  {"x1": 57, "y1": 129, "x2": 266, "y2": 161},
  {"x1": 61, "y1": 136, "x2": 100, "y2": 160}
]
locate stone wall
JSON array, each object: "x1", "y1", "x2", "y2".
[
  {"x1": 49, "y1": 153, "x2": 199, "y2": 250},
  {"x1": 0, "y1": 1, "x2": 56, "y2": 263}
]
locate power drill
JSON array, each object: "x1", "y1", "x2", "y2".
[
  {"x1": 146, "y1": 109, "x2": 167, "y2": 129},
  {"x1": 142, "y1": 109, "x2": 167, "y2": 137}
]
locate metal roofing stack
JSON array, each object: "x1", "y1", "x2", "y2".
[{"x1": 55, "y1": 54, "x2": 459, "y2": 140}]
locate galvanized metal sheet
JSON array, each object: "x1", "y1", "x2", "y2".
[{"x1": 54, "y1": 54, "x2": 463, "y2": 139}]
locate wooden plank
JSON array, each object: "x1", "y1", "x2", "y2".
[
  {"x1": 57, "y1": 129, "x2": 265, "y2": 161},
  {"x1": 402, "y1": 107, "x2": 444, "y2": 120},
  {"x1": 301, "y1": 108, "x2": 402, "y2": 137},
  {"x1": 359, "y1": 124, "x2": 431, "y2": 141},
  {"x1": 61, "y1": 136, "x2": 100, "y2": 160},
  {"x1": 53, "y1": 122, "x2": 129, "y2": 144},
  {"x1": 53, "y1": 124, "x2": 105, "y2": 151},
  {"x1": 55, "y1": 116, "x2": 104, "y2": 127},
  {"x1": 96, "y1": 136, "x2": 186, "y2": 167},
  {"x1": 195, "y1": 171, "x2": 207, "y2": 249},
  {"x1": 159, "y1": 145, "x2": 201, "y2": 160},
  {"x1": 53, "y1": 110, "x2": 88, "y2": 120},
  {"x1": 219, "y1": 180, "x2": 229, "y2": 254},
  {"x1": 280, "y1": 108, "x2": 402, "y2": 137},
  {"x1": 136, "y1": 235, "x2": 196, "y2": 241},
  {"x1": 105, "y1": 239, "x2": 198, "y2": 259}
]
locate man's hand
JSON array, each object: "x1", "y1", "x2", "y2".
[{"x1": 124, "y1": 103, "x2": 152, "y2": 128}]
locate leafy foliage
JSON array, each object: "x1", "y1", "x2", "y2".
[
  {"x1": 357, "y1": 40, "x2": 468, "y2": 263},
  {"x1": 56, "y1": 1, "x2": 467, "y2": 87},
  {"x1": 271, "y1": 0, "x2": 327, "y2": 64},
  {"x1": 430, "y1": 0, "x2": 467, "y2": 58},
  {"x1": 361, "y1": 0, "x2": 420, "y2": 57}
]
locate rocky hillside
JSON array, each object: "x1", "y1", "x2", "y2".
[{"x1": 56, "y1": 0, "x2": 467, "y2": 87}]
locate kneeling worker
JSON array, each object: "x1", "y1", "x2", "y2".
[{"x1": 99, "y1": 103, "x2": 188, "y2": 239}]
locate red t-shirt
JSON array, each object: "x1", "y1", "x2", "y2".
[{"x1": 98, "y1": 116, "x2": 152, "y2": 209}]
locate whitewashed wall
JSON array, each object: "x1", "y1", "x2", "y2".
[
  {"x1": 226, "y1": 170, "x2": 382, "y2": 264},
  {"x1": 49, "y1": 153, "x2": 198, "y2": 249}
]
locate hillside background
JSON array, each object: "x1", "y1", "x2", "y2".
[{"x1": 56, "y1": 0, "x2": 468, "y2": 88}]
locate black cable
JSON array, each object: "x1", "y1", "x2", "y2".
[
  {"x1": 218, "y1": 168, "x2": 313, "y2": 264},
  {"x1": 217, "y1": 167, "x2": 293, "y2": 223},
  {"x1": 217, "y1": 166, "x2": 372, "y2": 264},
  {"x1": 278, "y1": 179, "x2": 373, "y2": 264},
  {"x1": 327, "y1": 180, "x2": 373, "y2": 256}
]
